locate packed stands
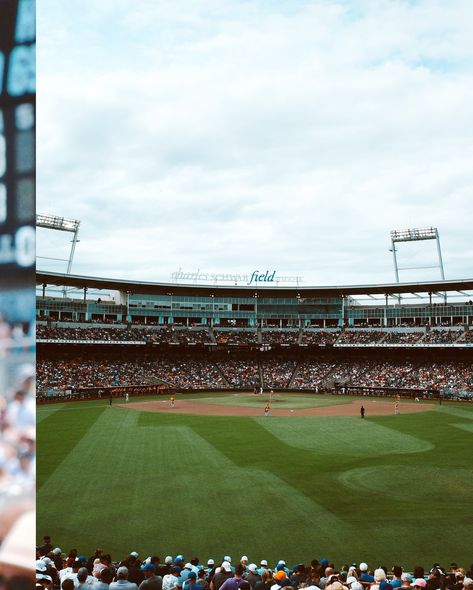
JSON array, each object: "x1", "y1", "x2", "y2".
[
  {"x1": 291, "y1": 361, "x2": 337, "y2": 389},
  {"x1": 214, "y1": 329, "x2": 258, "y2": 346},
  {"x1": 423, "y1": 329, "x2": 463, "y2": 344},
  {"x1": 301, "y1": 330, "x2": 340, "y2": 346},
  {"x1": 34, "y1": 546, "x2": 473, "y2": 590},
  {"x1": 261, "y1": 360, "x2": 297, "y2": 388},
  {"x1": 37, "y1": 356, "x2": 473, "y2": 398},
  {"x1": 217, "y1": 360, "x2": 259, "y2": 388},
  {"x1": 336, "y1": 330, "x2": 387, "y2": 345},
  {"x1": 260, "y1": 329, "x2": 299, "y2": 345},
  {"x1": 36, "y1": 325, "x2": 214, "y2": 345},
  {"x1": 383, "y1": 331, "x2": 425, "y2": 344}
]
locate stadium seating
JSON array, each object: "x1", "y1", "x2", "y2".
[{"x1": 35, "y1": 549, "x2": 473, "y2": 590}]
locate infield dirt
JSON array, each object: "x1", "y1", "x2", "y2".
[{"x1": 120, "y1": 396, "x2": 432, "y2": 417}]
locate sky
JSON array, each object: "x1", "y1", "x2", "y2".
[{"x1": 36, "y1": 0, "x2": 473, "y2": 287}]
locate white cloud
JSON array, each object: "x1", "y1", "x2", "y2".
[{"x1": 37, "y1": 0, "x2": 473, "y2": 286}]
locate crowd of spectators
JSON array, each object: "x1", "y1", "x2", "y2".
[
  {"x1": 37, "y1": 356, "x2": 473, "y2": 396},
  {"x1": 311, "y1": 360, "x2": 473, "y2": 394},
  {"x1": 37, "y1": 326, "x2": 146, "y2": 342},
  {"x1": 260, "y1": 331, "x2": 299, "y2": 345},
  {"x1": 261, "y1": 361, "x2": 297, "y2": 388},
  {"x1": 37, "y1": 324, "x2": 473, "y2": 349},
  {"x1": 214, "y1": 330, "x2": 258, "y2": 346},
  {"x1": 217, "y1": 361, "x2": 259, "y2": 388},
  {"x1": 37, "y1": 326, "x2": 213, "y2": 345},
  {"x1": 301, "y1": 331, "x2": 340, "y2": 346},
  {"x1": 382, "y1": 332, "x2": 424, "y2": 345},
  {"x1": 336, "y1": 332, "x2": 386, "y2": 345},
  {"x1": 37, "y1": 359, "x2": 229, "y2": 392},
  {"x1": 35, "y1": 547, "x2": 473, "y2": 590},
  {"x1": 291, "y1": 362, "x2": 336, "y2": 389},
  {"x1": 156, "y1": 360, "x2": 226, "y2": 389},
  {"x1": 422, "y1": 330, "x2": 463, "y2": 344},
  {"x1": 172, "y1": 330, "x2": 213, "y2": 345},
  {"x1": 458, "y1": 331, "x2": 473, "y2": 343}
]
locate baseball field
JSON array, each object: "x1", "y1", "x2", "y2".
[{"x1": 37, "y1": 392, "x2": 473, "y2": 567}]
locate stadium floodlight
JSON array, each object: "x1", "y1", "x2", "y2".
[
  {"x1": 389, "y1": 226, "x2": 446, "y2": 303},
  {"x1": 36, "y1": 214, "x2": 81, "y2": 295}
]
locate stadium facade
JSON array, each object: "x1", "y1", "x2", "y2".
[{"x1": 37, "y1": 272, "x2": 473, "y2": 329}]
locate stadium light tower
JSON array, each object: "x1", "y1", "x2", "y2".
[
  {"x1": 36, "y1": 214, "x2": 81, "y2": 296},
  {"x1": 36, "y1": 214, "x2": 81, "y2": 275},
  {"x1": 390, "y1": 227, "x2": 446, "y2": 302}
]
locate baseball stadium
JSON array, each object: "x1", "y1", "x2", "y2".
[{"x1": 36, "y1": 265, "x2": 473, "y2": 569}]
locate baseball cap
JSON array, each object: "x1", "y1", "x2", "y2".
[
  {"x1": 278, "y1": 561, "x2": 286, "y2": 566},
  {"x1": 249, "y1": 564, "x2": 257, "y2": 573},
  {"x1": 175, "y1": 555, "x2": 184, "y2": 562},
  {"x1": 42, "y1": 558, "x2": 54, "y2": 566},
  {"x1": 141, "y1": 563, "x2": 156, "y2": 572},
  {"x1": 359, "y1": 564, "x2": 368, "y2": 572},
  {"x1": 320, "y1": 559, "x2": 329, "y2": 567},
  {"x1": 241, "y1": 556, "x2": 248, "y2": 562},
  {"x1": 130, "y1": 552, "x2": 139, "y2": 558},
  {"x1": 165, "y1": 556, "x2": 173, "y2": 564},
  {"x1": 221, "y1": 562, "x2": 232, "y2": 573},
  {"x1": 411, "y1": 580, "x2": 427, "y2": 588},
  {"x1": 75, "y1": 555, "x2": 88, "y2": 563},
  {"x1": 402, "y1": 575, "x2": 413, "y2": 583},
  {"x1": 78, "y1": 567, "x2": 89, "y2": 577},
  {"x1": 53, "y1": 548, "x2": 62, "y2": 555},
  {"x1": 188, "y1": 572, "x2": 197, "y2": 580},
  {"x1": 207, "y1": 560, "x2": 215, "y2": 566},
  {"x1": 261, "y1": 560, "x2": 268, "y2": 567},
  {"x1": 274, "y1": 571, "x2": 286, "y2": 581},
  {"x1": 171, "y1": 566, "x2": 182, "y2": 574},
  {"x1": 118, "y1": 567, "x2": 129, "y2": 576},
  {"x1": 36, "y1": 561, "x2": 47, "y2": 572},
  {"x1": 36, "y1": 574, "x2": 53, "y2": 582},
  {"x1": 224, "y1": 556, "x2": 232, "y2": 563}
]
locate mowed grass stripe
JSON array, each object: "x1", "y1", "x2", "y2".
[
  {"x1": 257, "y1": 416, "x2": 433, "y2": 457},
  {"x1": 37, "y1": 408, "x2": 355, "y2": 561},
  {"x1": 37, "y1": 405, "x2": 106, "y2": 491}
]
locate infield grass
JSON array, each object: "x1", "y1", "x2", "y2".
[{"x1": 37, "y1": 394, "x2": 473, "y2": 567}]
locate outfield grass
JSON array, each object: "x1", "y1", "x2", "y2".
[{"x1": 37, "y1": 394, "x2": 473, "y2": 567}]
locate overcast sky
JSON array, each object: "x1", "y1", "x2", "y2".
[{"x1": 37, "y1": 0, "x2": 473, "y2": 287}]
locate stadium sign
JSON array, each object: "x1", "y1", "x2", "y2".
[{"x1": 171, "y1": 268, "x2": 303, "y2": 285}]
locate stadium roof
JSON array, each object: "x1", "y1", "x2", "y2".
[{"x1": 36, "y1": 271, "x2": 473, "y2": 299}]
